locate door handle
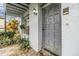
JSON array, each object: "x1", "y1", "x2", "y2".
[{"x1": 42, "y1": 28, "x2": 45, "y2": 30}]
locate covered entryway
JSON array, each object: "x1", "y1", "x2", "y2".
[{"x1": 42, "y1": 3, "x2": 61, "y2": 55}]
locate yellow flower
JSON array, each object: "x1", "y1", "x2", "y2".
[
  {"x1": 6, "y1": 25, "x2": 11, "y2": 30},
  {"x1": 9, "y1": 29, "x2": 14, "y2": 32}
]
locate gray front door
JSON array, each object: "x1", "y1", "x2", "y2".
[{"x1": 42, "y1": 4, "x2": 61, "y2": 55}]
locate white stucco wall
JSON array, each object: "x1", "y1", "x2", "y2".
[
  {"x1": 29, "y1": 3, "x2": 42, "y2": 51},
  {"x1": 62, "y1": 3, "x2": 79, "y2": 56}
]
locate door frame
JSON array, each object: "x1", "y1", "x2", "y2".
[{"x1": 41, "y1": 3, "x2": 62, "y2": 56}]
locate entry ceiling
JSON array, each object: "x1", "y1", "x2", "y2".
[
  {"x1": 6, "y1": 3, "x2": 50, "y2": 16},
  {"x1": 6, "y1": 3, "x2": 29, "y2": 16}
]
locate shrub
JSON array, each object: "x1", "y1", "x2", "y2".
[{"x1": 19, "y1": 38, "x2": 31, "y2": 49}]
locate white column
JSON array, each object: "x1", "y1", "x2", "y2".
[{"x1": 29, "y1": 3, "x2": 42, "y2": 51}]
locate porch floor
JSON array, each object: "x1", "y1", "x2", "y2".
[{"x1": 0, "y1": 44, "x2": 41, "y2": 56}]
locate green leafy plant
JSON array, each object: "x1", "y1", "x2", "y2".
[
  {"x1": 2, "y1": 32, "x2": 15, "y2": 38},
  {"x1": 20, "y1": 24, "x2": 25, "y2": 29},
  {"x1": 19, "y1": 38, "x2": 31, "y2": 49},
  {"x1": 0, "y1": 36, "x2": 14, "y2": 47},
  {"x1": 0, "y1": 32, "x2": 15, "y2": 47}
]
